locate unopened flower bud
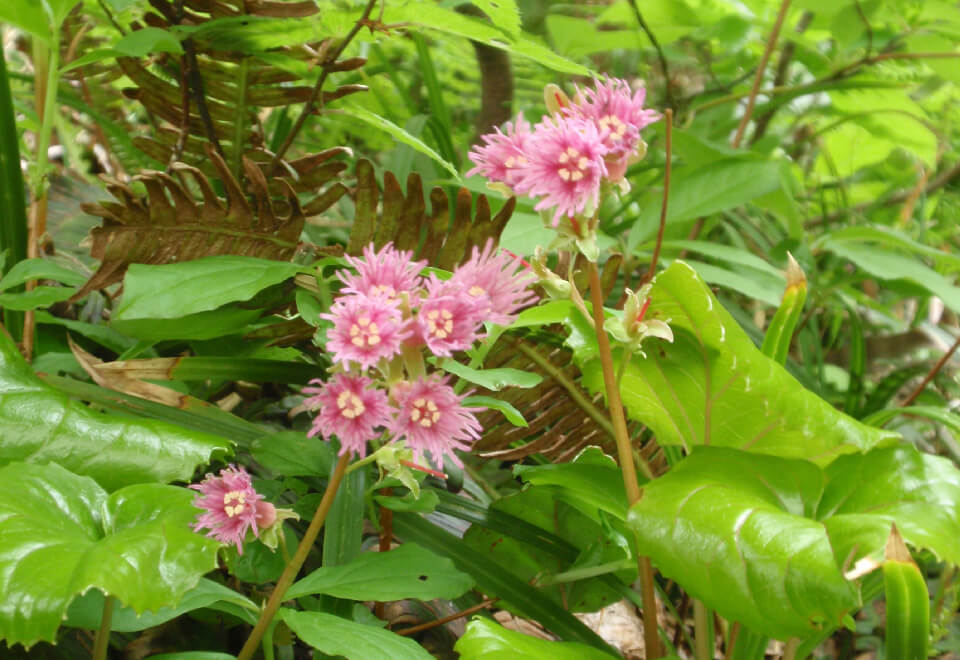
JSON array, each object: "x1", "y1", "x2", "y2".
[{"x1": 531, "y1": 246, "x2": 572, "y2": 300}]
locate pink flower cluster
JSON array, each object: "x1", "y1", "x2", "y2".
[
  {"x1": 190, "y1": 465, "x2": 277, "y2": 553},
  {"x1": 468, "y1": 78, "x2": 660, "y2": 225},
  {"x1": 303, "y1": 241, "x2": 536, "y2": 466}
]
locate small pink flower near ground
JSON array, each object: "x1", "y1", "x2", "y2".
[
  {"x1": 340, "y1": 242, "x2": 426, "y2": 301},
  {"x1": 513, "y1": 116, "x2": 609, "y2": 225},
  {"x1": 390, "y1": 375, "x2": 484, "y2": 467},
  {"x1": 303, "y1": 373, "x2": 394, "y2": 457},
  {"x1": 416, "y1": 282, "x2": 486, "y2": 356},
  {"x1": 447, "y1": 239, "x2": 537, "y2": 326},
  {"x1": 190, "y1": 465, "x2": 275, "y2": 554},
  {"x1": 322, "y1": 294, "x2": 411, "y2": 370},
  {"x1": 466, "y1": 113, "x2": 534, "y2": 189}
]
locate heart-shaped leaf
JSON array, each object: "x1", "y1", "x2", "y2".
[
  {"x1": 628, "y1": 447, "x2": 859, "y2": 639},
  {"x1": 573, "y1": 261, "x2": 896, "y2": 465},
  {"x1": 0, "y1": 462, "x2": 219, "y2": 647},
  {"x1": 819, "y1": 445, "x2": 960, "y2": 565}
]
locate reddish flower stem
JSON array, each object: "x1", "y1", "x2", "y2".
[
  {"x1": 236, "y1": 453, "x2": 351, "y2": 660},
  {"x1": 902, "y1": 333, "x2": 960, "y2": 408},
  {"x1": 643, "y1": 108, "x2": 672, "y2": 286},
  {"x1": 731, "y1": 0, "x2": 793, "y2": 148},
  {"x1": 586, "y1": 262, "x2": 661, "y2": 659}
]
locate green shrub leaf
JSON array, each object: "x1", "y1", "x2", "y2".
[
  {"x1": 0, "y1": 462, "x2": 219, "y2": 647},
  {"x1": 0, "y1": 331, "x2": 229, "y2": 490}
]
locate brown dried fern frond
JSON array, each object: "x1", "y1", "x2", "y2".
[
  {"x1": 346, "y1": 159, "x2": 515, "y2": 267},
  {"x1": 118, "y1": 0, "x2": 365, "y2": 176},
  {"x1": 74, "y1": 144, "x2": 347, "y2": 299},
  {"x1": 472, "y1": 337, "x2": 666, "y2": 472}
]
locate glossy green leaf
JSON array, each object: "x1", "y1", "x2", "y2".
[
  {"x1": 337, "y1": 106, "x2": 460, "y2": 179},
  {"x1": 514, "y1": 448, "x2": 629, "y2": 521},
  {"x1": 628, "y1": 158, "x2": 783, "y2": 250},
  {"x1": 470, "y1": 0, "x2": 521, "y2": 35},
  {"x1": 111, "y1": 305, "x2": 264, "y2": 341},
  {"x1": 62, "y1": 27, "x2": 184, "y2": 72},
  {"x1": 392, "y1": 512, "x2": 617, "y2": 652},
  {"x1": 820, "y1": 239, "x2": 960, "y2": 314},
  {"x1": 0, "y1": 285, "x2": 76, "y2": 310},
  {"x1": 65, "y1": 578, "x2": 257, "y2": 631},
  {"x1": 0, "y1": 0, "x2": 79, "y2": 41},
  {"x1": 115, "y1": 256, "x2": 304, "y2": 321},
  {"x1": 0, "y1": 3, "x2": 48, "y2": 41},
  {"x1": 382, "y1": 3, "x2": 590, "y2": 76},
  {"x1": 0, "y1": 462, "x2": 220, "y2": 647},
  {"x1": 627, "y1": 447, "x2": 859, "y2": 639},
  {"x1": 440, "y1": 360, "x2": 543, "y2": 390},
  {"x1": 819, "y1": 445, "x2": 960, "y2": 565},
  {"x1": 0, "y1": 331, "x2": 229, "y2": 491},
  {"x1": 280, "y1": 609, "x2": 433, "y2": 660},
  {"x1": 251, "y1": 431, "x2": 334, "y2": 478},
  {"x1": 463, "y1": 395, "x2": 527, "y2": 427},
  {"x1": 456, "y1": 617, "x2": 615, "y2": 659},
  {"x1": 574, "y1": 262, "x2": 896, "y2": 464},
  {"x1": 287, "y1": 542, "x2": 474, "y2": 601},
  {"x1": 0, "y1": 258, "x2": 86, "y2": 289}
]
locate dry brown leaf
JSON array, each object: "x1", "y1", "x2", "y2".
[{"x1": 67, "y1": 335, "x2": 187, "y2": 408}]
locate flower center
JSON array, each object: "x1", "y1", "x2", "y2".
[
  {"x1": 349, "y1": 315, "x2": 382, "y2": 347},
  {"x1": 556, "y1": 146, "x2": 589, "y2": 183},
  {"x1": 598, "y1": 114, "x2": 627, "y2": 140},
  {"x1": 223, "y1": 490, "x2": 246, "y2": 517},
  {"x1": 336, "y1": 389, "x2": 366, "y2": 419},
  {"x1": 426, "y1": 308, "x2": 454, "y2": 339},
  {"x1": 504, "y1": 154, "x2": 528, "y2": 169},
  {"x1": 372, "y1": 284, "x2": 396, "y2": 298},
  {"x1": 410, "y1": 397, "x2": 441, "y2": 428},
  {"x1": 468, "y1": 285, "x2": 486, "y2": 298}
]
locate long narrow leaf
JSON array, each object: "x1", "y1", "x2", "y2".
[
  {"x1": 391, "y1": 512, "x2": 618, "y2": 655},
  {"x1": 0, "y1": 47, "x2": 28, "y2": 339}
]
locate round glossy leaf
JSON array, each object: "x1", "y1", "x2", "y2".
[
  {"x1": 573, "y1": 262, "x2": 896, "y2": 465},
  {"x1": 0, "y1": 462, "x2": 219, "y2": 647},
  {"x1": 0, "y1": 330, "x2": 229, "y2": 491},
  {"x1": 628, "y1": 447, "x2": 859, "y2": 640}
]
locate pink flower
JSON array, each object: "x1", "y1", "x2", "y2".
[
  {"x1": 322, "y1": 294, "x2": 411, "y2": 370},
  {"x1": 416, "y1": 279, "x2": 486, "y2": 356},
  {"x1": 390, "y1": 375, "x2": 484, "y2": 466},
  {"x1": 190, "y1": 465, "x2": 275, "y2": 554},
  {"x1": 447, "y1": 240, "x2": 537, "y2": 326},
  {"x1": 303, "y1": 373, "x2": 394, "y2": 457},
  {"x1": 567, "y1": 78, "x2": 660, "y2": 160},
  {"x1": 466, "y1": 113, "x2": 533, "y2": 189},
  {"x1": 340, "y1": 242, "x2": 426, "y2": 302},
  {"x1": 513, "y1": 117, "x2": 609, "y2": 225}
]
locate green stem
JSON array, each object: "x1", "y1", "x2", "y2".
[
  {"x1": 92, "y1": 595, "x2": 114, "y2": 660},
  {"x1": 694, "y1": 599, "x2": 711, "y2": 660},
  {"x1": 23, "y1": 29, "x2": 60, "y2": 359},
  {"x1": 236, "y1": 453, "x2": 351, "y2": 660},
  {"x1": 30, "y1": 34, "x2": 60, "y2": 198},
  {"x1": 782, "y1": 637, "x2": 800, "y2": 660},
  {"x1": 585, "y1": 262, "x2": 661, "y2": 659}
]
